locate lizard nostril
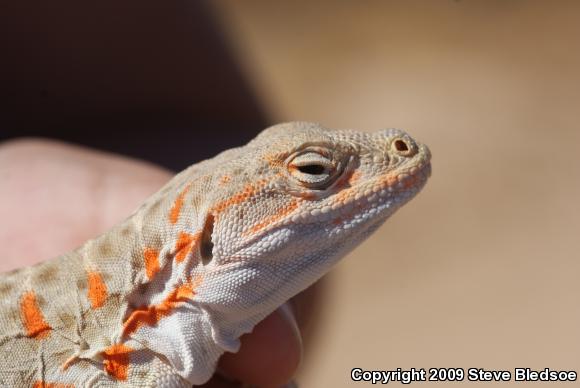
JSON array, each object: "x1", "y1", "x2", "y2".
[
  {"x1": 392, "y1": 138, "x2": 417, "y2": 157},
  {"x1": 394, "y1": 139, "x2": 409, "y2": 152}
]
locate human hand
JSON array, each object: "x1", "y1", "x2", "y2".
[{"x1": 0, "y1": 139, "x2": 321, "y2": 387}]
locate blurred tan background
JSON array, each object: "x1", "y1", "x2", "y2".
[{"x1": 210, "y1": 1, "x2": 580, "y2": 386}]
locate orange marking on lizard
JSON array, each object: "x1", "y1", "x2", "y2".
[
  {"x1": 102, "y1": 343, "x2": 132, "y2": 380},
  {"x1": 375, "y1": 170, "x2": 401, "y2": 189},
  {"x1": 218, "y1": 175, "x2": 231, "y2": 185},
  {"x1": 348, "y1": 170, "x2": 362, "y2": 185},
  {"x1": 264, "y1": 153, "x2": 284, "y2": 168},
  {"x1": 87, "y1": 271, "x2": 108, "y2": 309},
  {"x1": 33, "y1": 382, "x2": 74, "y2": 388},
  {"x1": 334, "y1": 187, "x2": 355, "y2": 204},
  {"x1": 245, "y1": 199, "x2": 300, "y2": 235},
  {"x1": 210, "y1": 179, "x2": 269, "y2": 214},
  {"x1": 143, "y1": 247, "x2": 160, "y2": 279},
  {"x1": 121, "y1": 275, "x2": 203, "y2": 338},
  {"x1": 174, "y1": 231, "x2": 200, "y2": 263},
  {"x1": 169, "y1": 184, "x2": 191, "y2": 224},
  {"x1": 306, "y1": 192, "x2": 320, "y2": 200},
  {"x1": 20, "y1": 291, "x2": 51, "y2": 339}
]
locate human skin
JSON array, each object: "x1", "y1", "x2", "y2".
[{"x1": 0, "y1": 138, "x2": 318, "y2": 387}]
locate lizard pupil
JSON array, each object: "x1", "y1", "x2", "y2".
[{"x1": 297, "y1": 164, "x2": 326, "y2": 175}]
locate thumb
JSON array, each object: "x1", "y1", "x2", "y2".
[{"x1": 216, "y1": 303, "x2": 302, "y2": 387}]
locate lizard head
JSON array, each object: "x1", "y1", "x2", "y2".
[
  {"x1": 127, "y1": 122, "x2": 430, "y2": 382},
  {"x1": 190, "y1": 122, "x2": 431, "y2": 351}
]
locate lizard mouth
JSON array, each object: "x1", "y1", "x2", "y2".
[
  {"x1": 370, "y1": 159, "x2": 431, "y2": 210},
  {"x1": 382, "y1": 160, "x2": 431, "y2": 196},
  {"x1": 327, "y1": 154, "x2": 431, "y2": 230}
]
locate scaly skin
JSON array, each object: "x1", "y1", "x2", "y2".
[{"x1": 0, "y1": 122, "x2": 431, "y2": 387}]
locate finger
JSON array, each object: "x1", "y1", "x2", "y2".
[
  {"x1": 201, "y1": 373, "x2": 239, "y2": 388},
  {"x1": 216, "y1": 303, "x2": 302, "y2": 388},
  {"x1": 0, "y1": 138, "x2": 171, "y2": 270}
]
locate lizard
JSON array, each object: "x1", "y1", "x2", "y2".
[{"x1": 0, "y1": 122, "x2": 431, "y2": 387}]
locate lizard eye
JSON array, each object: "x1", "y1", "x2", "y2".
[{"x1": 288, "y1": 151, "x2": 337, "y2": 189}]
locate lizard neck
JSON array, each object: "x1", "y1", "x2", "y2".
[{"x1": 75, "y1": 176, "x2": 221, "y2": 383}]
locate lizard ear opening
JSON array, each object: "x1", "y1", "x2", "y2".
[{"x1": 200, "y1": 214, "x2": 214, "y2": 265}]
